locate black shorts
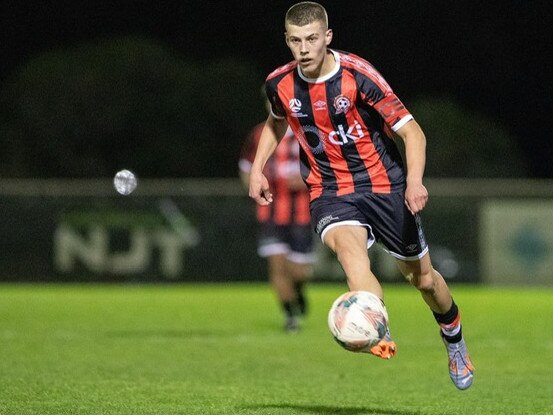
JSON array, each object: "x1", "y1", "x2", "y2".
[
  {"x1": 258, "y1": 222, "x2": 316, "y2": 264},
  {"x1": 310, "y1": 192, "x2": 428, "y2": 261}
]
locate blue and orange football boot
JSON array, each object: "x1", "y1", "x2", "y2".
[
  {"x1": 442, "y1": 334, "x2": 474, "y2": 390},
  {"x1": 369, "y1": 328, "x2": 396, "y2": 360}
]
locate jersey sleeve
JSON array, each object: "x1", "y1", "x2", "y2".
[
  {"x1": 265, "y1": 79, "x2": 287, "y2": 119},
  {"x1": 353, "y1": 58, "x2": 413, "y2": 132},
  {"x1": 373, "y1": 94, "x2": 413, "y2": 132}
]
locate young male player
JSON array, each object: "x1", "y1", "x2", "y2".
[
  {"x1": 240, "y1": 96, "x2": 315, "y2": 332},
  {"x1": 249, "y1": 1, "x2": 474, "y2": 389}
]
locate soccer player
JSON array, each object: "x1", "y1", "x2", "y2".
[
  {"x1": 249, "y1": 1, "x2": 474, "y2": 389},
  {"x1": 239, "y1": 95, "x2": 316, "y2": 332}
]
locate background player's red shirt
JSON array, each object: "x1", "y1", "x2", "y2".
[
  {"x1": 239, "y1": 123, "x2": 311, "y2": 226},
  {"x1": 265, "y1": 49, "x2": 413, "y2": 201}
]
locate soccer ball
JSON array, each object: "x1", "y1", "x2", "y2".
[
  {"x1": 113, "y1": 169, "x2": 137, "y2": 195},
  {"x1": 327, "y1": 291, "x2": 389, "y2": 352}
]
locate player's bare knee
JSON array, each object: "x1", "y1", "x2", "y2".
[{"x1": 409, "y1": 270, "x2": 436, "y2": 293}]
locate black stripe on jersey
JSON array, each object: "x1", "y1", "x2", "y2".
[
  {"x1": 351, "y1": 69, "x2": 406, "y2": 186},
  {"x1": 326, "y1": 69, "x2": 373, "y2": 193},
  {"x1": 356, "y1": 104, "x2": 406, "y2": 174},
  {"x1": 299, "y1": 147, "x2": 311, "y2": 185},
  {"x1": 293, "y1": 73, "x2": 338, "y2": 196},
  {"x1": 265, "y1": 74, "x2": 288, "y2": 118}
]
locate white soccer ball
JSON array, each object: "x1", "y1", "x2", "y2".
[
  {"x1": 113, "y1": 169, "x2": 137, "y2": 195},
  {"x1": 328, "y1": 291, "x2": 389, "y2": 352}
]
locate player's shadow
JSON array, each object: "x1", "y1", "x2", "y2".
[{"x1": 245, "y1": 403, "x2": 423, "y2": 415}]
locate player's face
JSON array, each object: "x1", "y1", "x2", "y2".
[{"x1": 285, "y1": 21, "x2": 333, "y2": 78}]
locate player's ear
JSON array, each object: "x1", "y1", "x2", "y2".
[
  {"x1": 325, "y1": 29, "x2": 333, "y2": 46},
  {"x1": 284, "y1": 31, "x2": 290, "y2": 47}
]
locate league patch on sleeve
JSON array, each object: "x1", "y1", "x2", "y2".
[{"x1": 374, "y1": 94, "x2": 411, "y2": 129}]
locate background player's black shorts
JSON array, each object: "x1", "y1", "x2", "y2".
[
  {"x1": 258, "y1": 222, "x2": 316, "y2": 264},
  {"x1": 310, "y1": 192, "x2": 428, "y2": 261}
]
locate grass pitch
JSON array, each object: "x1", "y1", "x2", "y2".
[{"x1": 0, "y1": 283, "x2": 552, "y2": 415}]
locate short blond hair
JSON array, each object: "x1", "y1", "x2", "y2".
[{"x1": 285, "y1": 2, "x2": 328, "y2": 29}]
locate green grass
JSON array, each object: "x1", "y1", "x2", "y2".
[{"x1": 1, "y1": 283, "x2": 552, "y2": 415}]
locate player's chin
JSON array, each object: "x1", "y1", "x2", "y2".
[{"x1": 299, "y1": 61, "x2": 314, "y2": 73}]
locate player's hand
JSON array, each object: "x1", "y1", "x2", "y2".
[
  {"x1": 404, "y1": 181, "x2": 428, "y2": 215},
  {"x1": 249, "y1": 172, "x2": 273, "y2": 205}
]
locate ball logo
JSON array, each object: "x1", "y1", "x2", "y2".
[
  {"x1": 333, "y1": 95, "x2": 351, "y2": 114},
  {"x1": 289, "y1": 98, "x2": 302, "y2": 113}
]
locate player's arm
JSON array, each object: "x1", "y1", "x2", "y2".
[
  {"x1": 239, "y1": 170, "x2": 250, "y2": 190},
  {"x1": 238, "y1": 147, "x2": 253, "y2": 190},
  {"x1": 249, "y1": 114, "x2": 289, "y2": 205},
  {"x1": 395, "y1": 119, "x2": 429, "y2": 215}
]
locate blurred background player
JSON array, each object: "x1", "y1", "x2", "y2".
[{"x1": 239, "y1": 94, "x2": 316, "y2": 332}]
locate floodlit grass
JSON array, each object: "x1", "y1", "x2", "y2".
[{"x1": 0, "y1": 283, "x2": 552, "y2": 414}]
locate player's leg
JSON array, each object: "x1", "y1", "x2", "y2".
[
  {"x1": 323, "y1": 225, "x2": 383, "y2": 298},
  {"x1": 266, "y1": 253, "x2": 302, "y2": 331},
  {"x1": 285, "y1": 224, "x2": 316, "y2": 316},
  {"x1": 396, "y1": 253, "x2": 474, "y2": 389},
  {"x1": 285, "y1": 261, "x2": 312, "y2": 316},
  {"x1": 323, "y1": 225, "x2": 396, "y2": 359},
  {"x1": 311, "y1": 195, "x2": 396, "y2": 359},
  {"x1": 396, "y1": 253, "x2": 451, "y2": 312},
  {"x1": 369, "y1": 190, "x2": 474, "y2": 389},
  {"x1": 258, "y1": 223, "x2": 302, "y2": 331}
]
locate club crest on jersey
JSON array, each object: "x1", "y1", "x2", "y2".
[{"x1": 333, "y1": 95, "x2": 351, "y2": 114}]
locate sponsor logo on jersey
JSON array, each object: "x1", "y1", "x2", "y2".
[{"x1": 328, "y1": 121, "x2": 364, "y2": 145}]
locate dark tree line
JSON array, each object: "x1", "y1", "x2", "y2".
[{"x1": 0, "y1": 36, "x2": 527, "y2": 179}]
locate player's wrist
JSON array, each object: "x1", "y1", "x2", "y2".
[{"x1": 406, "y1": 176, "x2": 423, "y2": 186}]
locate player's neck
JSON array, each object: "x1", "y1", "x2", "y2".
[{"x1": 320, "y1": 50, "x2": 336, "y2": 76}]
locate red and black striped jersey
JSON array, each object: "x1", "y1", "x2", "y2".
[
  {"x1": 265, "y1": 49, "x2": 413, "y2": 201},
  {"x1": 239, "y1": 123, "x2": 311, "y2": 226}
]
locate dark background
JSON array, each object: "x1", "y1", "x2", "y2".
[{"x1": 1, "y1": 0, "x2": 551, "y2": 177}]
